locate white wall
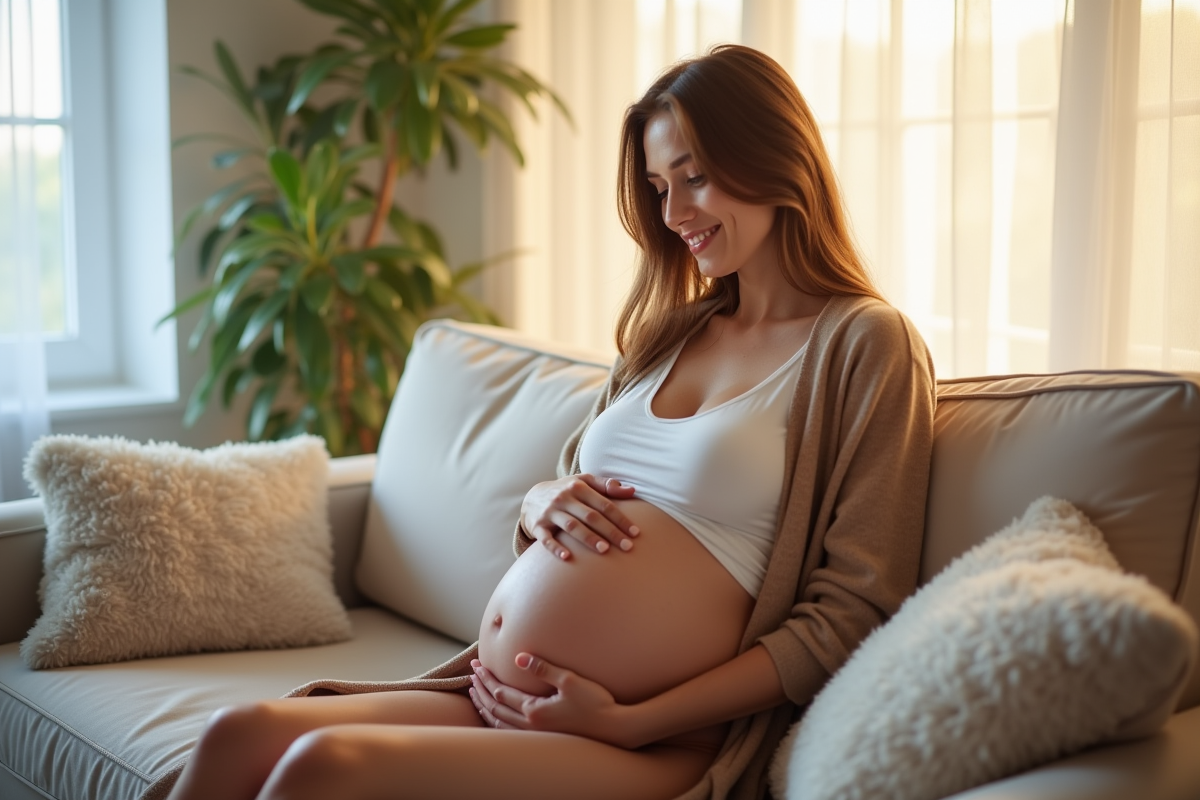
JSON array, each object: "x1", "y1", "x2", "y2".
[{"x1": 52, "y1": 0, "x2": 486, "y2": 447}]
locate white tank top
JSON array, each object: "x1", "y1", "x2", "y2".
[{"x1": 578, "y1": 341, "x2": 806, "y2": 597}]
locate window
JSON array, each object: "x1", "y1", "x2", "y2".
[{"x1": 0, "y1": 0, "x2": 177, "y2": 411}]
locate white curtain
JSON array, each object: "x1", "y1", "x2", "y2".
[
  {"x1": 483, "y1": 0, "x2": 1200, "y2": 378},
  {"x1": 482, "y1": 0, "x2": 741, "y2": 356},
  {"x1": 1, "y1": 0, "x2": 52, "y2": 501}
]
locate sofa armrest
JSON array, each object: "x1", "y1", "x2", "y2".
[
  {"x1": 948, "y1": 704, "x2": 1200, "y2": 800},
  {"x1": 0, "y1": 497, "x2": 47, "y2": 646},
  {"x1": 0, "y1": 454, "x2": 377, "y2": 646}
]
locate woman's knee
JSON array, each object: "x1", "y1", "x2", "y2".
[
  {"x1": 267, "y1": 729, "x2": 372, "y2": 796},
  {"x1": 195, "y1": 701, "x2": 280, "y2": 755}
]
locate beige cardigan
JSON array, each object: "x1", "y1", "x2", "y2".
[{"x1": 144, "y1": 295, "x2": 935, "y2": 800}]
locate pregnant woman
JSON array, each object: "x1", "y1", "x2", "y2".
[{"x1": 168, "y1": 44, "x2": 935, "y2": 800}]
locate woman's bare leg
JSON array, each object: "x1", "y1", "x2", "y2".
[
  {"x1": 167, "y1": 691, "x2": 484, "y2": 800},
  {"x1": 259, "y1": 721, "x2": 716, "y2": 800}
]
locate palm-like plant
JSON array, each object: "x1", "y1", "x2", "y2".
[{"x1": 167, "y1": 0, "x2": 567, "y2": 456}]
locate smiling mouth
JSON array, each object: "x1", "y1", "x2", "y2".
[{"x1": 685, "y1": 225, "x2": 719, "y2": 248}]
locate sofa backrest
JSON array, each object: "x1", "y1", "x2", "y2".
[
  {"x1": 360, "y1": 321, "x2": 1200, "y2": 709},
  {"x1": 924, "y1": 371, "x2": 1200, "y2": 711},
  {"x1": 355, "y1": 321, "x2": 611, "y2": 644}
]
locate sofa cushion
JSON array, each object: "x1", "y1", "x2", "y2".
[
  {"x1": 21, "y1": 435, "x2": 351, "y2": 669},
  {"x1": 926, "y1": 371, "x2": 1200, "y2": 709},
  {"x1": 0, "y1": 607, "x2": 463, "y2": 800},
  {"x1": 355, "y1": 320, "x2": 612, "y2": 643},
  {"x1": 770, "y1": 497, "x2": 1199, "y2": 800}
]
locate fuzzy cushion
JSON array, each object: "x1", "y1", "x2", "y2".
[
  {"x1": 20, "y1": 434, "x2": 352, "y2": 669},
  {"x1": 769, "y1": 496, "x2": 1199, "y2": 800}
]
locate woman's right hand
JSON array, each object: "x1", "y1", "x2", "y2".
[{"x1": 520, "y1": 474, "x2": 641, "y2": 559}]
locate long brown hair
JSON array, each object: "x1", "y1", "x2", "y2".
[{"x1": 614, "y1": 44, "x2": 881, "y2": 388}]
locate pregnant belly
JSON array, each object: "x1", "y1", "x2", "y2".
[{"x1": 478, "y1": 499, "x2": 754, "y2": 706}]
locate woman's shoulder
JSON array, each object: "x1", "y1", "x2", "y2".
[
  {"x1": 814, "y1": 295, "x2": 935, "y2": 378},
  {"x1": 817, "y1": 295, "x2": 921, "y2": 345}
]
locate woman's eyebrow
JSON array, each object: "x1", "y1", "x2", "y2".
[{"x1": 645, "y1": 153, "x2": 694, "y2": 178}]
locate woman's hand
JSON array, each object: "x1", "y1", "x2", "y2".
[
  {"x1": 468, "y1": 655, "x2": 641, "y2": 749},
  {"x1": 520, "y1": 475, "x2": 641, "y2": 559}
]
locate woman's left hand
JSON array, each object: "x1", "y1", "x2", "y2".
[{"x1": 469, "y1": 655, "x2": 637, "y2": 748}]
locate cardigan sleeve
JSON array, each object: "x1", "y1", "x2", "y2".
[
  {"x1": 512, "y1": 357, "x2": 626, "y2": 557},
  {"x1": 756, "y1": 304, "x2": 936, "y2": 706}
]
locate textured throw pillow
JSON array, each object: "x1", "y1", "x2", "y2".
[
  {"x1": 21, "y1": 434, "x2": 352, "y2": 669},
  {"x1": 769, "y1": 496, "x2": 1199, "y2": 800}
]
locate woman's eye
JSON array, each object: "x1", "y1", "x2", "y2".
[
  {"x1": 655, "y1": 187, "x2": 668, "y2": 201},
  {"x1": 686, "y1": 174, "x2": 706, "y2": 187}
]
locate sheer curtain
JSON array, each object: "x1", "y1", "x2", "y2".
[
  {"x1": 1, "y1": 0, "x2": 52, "y2": 502},
  {"x1": 483, "y1": 0, "x2": 1199, "y2": 378},
  {"x1": 482, "y1": 0, "x2": 741, "y2": 355}
]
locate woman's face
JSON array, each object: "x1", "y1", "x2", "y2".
[{"x1": 643, "y1": 111, "x2": 776, "y2": 280}]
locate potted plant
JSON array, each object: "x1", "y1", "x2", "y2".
[{"x1": 166, "y1": 0, "x2": 567, "y2": 456}]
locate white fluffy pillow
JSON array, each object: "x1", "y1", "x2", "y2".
[
  {"x1": 21, "y1": 434, "x2": 352, "y2": 669},
  {"x1": 769, "y1": 496, "x2": 1199, "y2": 800}
]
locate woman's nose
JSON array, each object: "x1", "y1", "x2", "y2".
[{"x1": 662, "y1": 189, "x2": 694, "y2": 231}]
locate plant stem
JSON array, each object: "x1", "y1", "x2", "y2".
[{"x1": 363, "y1": 127, "x2": 400, "y2": 248}]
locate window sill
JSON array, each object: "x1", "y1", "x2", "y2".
[{"x1": 48, "y1": 385, "x2": 180, "y2": 421}]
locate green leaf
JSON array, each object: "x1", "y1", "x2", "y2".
[
  {"x1": 156, "y1": 286, "x2": 214, "y2": 328},
  {"x1": 188, "y1": 306, "x2": 213, "y2": 352},
  {"x1": 365, "y1": 60, "x2": 407, "y2": 112},
  {"x1": 365, "y1": 276, "x2": 404, "y2": 312},
  {"x1": 413, "y1": 263, "x2": 436, "y2": 307},
  {"x1": 279, "y1": 260, "x2": 307, "y2": 289},
  {"x1": 248, "y1": 381, "x2": 281, "y2": 441},
  {"x1": 246, "y1": 213, "x2": 285, "y2": 233},
  {"x1": 294, "y1": 301, "x2": 333, "y2": 393},
  {"x1": 319, "y1": 198, "x2": 374, "y2": 245},
  {"x1": 210, "y1": 296, "x2": 258, "y2": 383},
  {"x1": 440, "y1": 72, "x2": 479, "y2": 116},
  {"x1": 184, "y1": 367, "x2": 218, "y2": 427},
  {"x1": 404, "y1": 90, "x2": 440, "y2": 163},
  {"x1": 218, "y1": 194, "x2": 257, "y2": 230},
  {"x1": 365, "y1": 338, "x2": 390, "y2": 395},
  {"x1": 198, "y1": 227, "x2": 225, "y2": 277},
  {"x1": 220, "y1": 365, "x2": 247, "y2": 409},
  {"x1": 273, "y1": 316, "x2": 287, "y2": 353},
  {"x1": 213, "y1": 255, "x2": 273, "y2": 323},
  {"x1": 430, "y1": 0, "x2": 485, "y2": 41},
  {"x1": 415, "y1": 221, "x2": 446, "y2": 258},
  {"x1": 418, "y1": 253, "x2": 452, "y2": 288},
  {"x1": 443, "y1": 23, "x2": 515, "y2": 49},
  {"x1": 300, "y1": 272, "x2": 336, "y2": 315},
  {"x1": 287, "y1": 47, "x2": 355, "y2": 115},
  {"x1": 332, "y1": 253, "x2": 367, "y2": 294},
  {"x1": 216, "y1": 232, "x2": 303, "y2": 276},
  {"x1": 214, "y1": 41, "x2": 258, "y2": 120},
  {"x1": 412, "y1": 62, "x2": 440, "y2": 109},
  {"x1": 238, "y1": 289, "x2": 291, "y2": 352},
  {"x1": 305, "y1": 139, "x2": 338, "y2": 200},
  {"x1": 267, "y1": 147, "x2": 304, "y2": 208},
  {"x1": 251, "y1": 338, "x2": 288, "y2": 376},
  {"x1": 333, "y1": 99, "x2": 360, "y2": 136}
]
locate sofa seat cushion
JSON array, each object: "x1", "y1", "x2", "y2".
[{"x1": 0, "y1": 607, "x2": 464, "y2": 800}]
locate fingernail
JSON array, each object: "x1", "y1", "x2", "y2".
[
  {"x1": 596, "y1": 541, "x2": 609, "y2": 553},
  {"x1": 515, "y1": 653, "x2": 533, "y2": 669},
  {"x1": 559, "y1": 550, "x2": 570, "y2": 560},
  {"x1": 620, "y1": 539, "x2": 633, "y2": 551},
  {"x1": 629, "y1": 526, "x2": 641, "y2": 536}
]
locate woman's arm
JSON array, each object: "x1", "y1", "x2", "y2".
[{"x1": 470, "y1": 644, "x2": 786, "y2": 750}]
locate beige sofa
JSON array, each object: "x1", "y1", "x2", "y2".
[{"x1": 2, "y1": 319, "x2": 1200, "y2": 800}]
